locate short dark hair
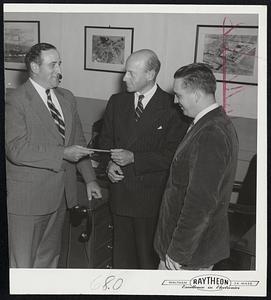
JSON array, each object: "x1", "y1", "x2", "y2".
[
  {"x1": 174, "y1": 63, "x2": 216, "y2": 95},
  {"x1": 25, "y1": 43, "x2": 56, "y2": 74}
]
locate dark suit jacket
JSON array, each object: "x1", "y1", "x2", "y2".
[
  {"x1": 99, "y1": 86, "x2": 188, "y2": 218},
  {"x1": 5, "y1": 79, "x2": 96, "y2": 215},
  {"x1": 154, "y1": 107, "x2": 239, "y2": 268}
]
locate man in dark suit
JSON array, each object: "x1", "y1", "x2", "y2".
[
  {"x1": 99, "y1": 49, "x2": 188, "y2": 269},
  {"x1": 5, "y1": 43, "x2": 101, "y2": 268},
  {"x1": 154, "y1": 63, "x2": 239, "y2": 270}
]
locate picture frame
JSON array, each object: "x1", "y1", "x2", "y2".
[
  {"x1": 84, "y1": 26, "x2": 134, "y2": 73},
  {"x1": 194, "y1": 25, "x2": 258, "y2": 86},
  {"x1": 4, "y1": 20, "x2": 40, "y2": 71}
]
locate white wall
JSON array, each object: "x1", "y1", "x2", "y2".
[
  {"x1": 4, "y1": 12, "x2": 258, "y2": 118},
  {"x1": 4, "y1": 11, "x2": 258, "y2": 181}
]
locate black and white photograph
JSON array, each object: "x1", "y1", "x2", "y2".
[
  {"x1": 84, "y1": 26, "x2": 134, "y2": 73},
  {"x1": 194, "y1": 24, "x2": 258, "y2": 85},
  {"x1": 2, "y1": 3, "x2": 267, "y2": 297},
  {"x1": 4, "y1": 20, "x2": 40, "y2": 70}
]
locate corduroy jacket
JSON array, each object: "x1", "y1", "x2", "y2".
[{"x1": 154, "y1": 106, "x2": 239, "y2": 268}]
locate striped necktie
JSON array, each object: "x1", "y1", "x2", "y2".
[
  {"x1": 46, "y1": 89, "x2": 65, "y2": 141},
  {"x1": 135, "y1": 94, "x2": 144, "y2": 122}
]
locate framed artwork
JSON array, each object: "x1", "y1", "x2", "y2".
[
  {"x1": 4, "y1": 21, "x2": 40, "y2": 71},
  {"x1": 84, "y1": 26, "x2": 134, "y2": 73},
  {"x1": 194, "y1": 25, "x2": 258, "y2": 85}
]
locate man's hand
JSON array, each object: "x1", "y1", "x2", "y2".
[
  {"x1": 63, "y1": 145, "x2": 92, "y2": 162},
  {"x1": 86, "y1": 181, "x2": 102, "y2": 200},
  {"x1": 165, "y1": 254, "x2": 183, "y2": 270},
  {"x1": 110, "y1": 149, "x2": 134, "y2": 166},
  {"x1": 107, "y1": 160, "x2": 124, "y2": 183}
]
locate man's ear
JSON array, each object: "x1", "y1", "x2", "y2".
[
  {"x1": 194, "y1": 89, "x2": 202, "y2": 103},
  {"x1": 147, "y1": 69, "x2": 155, "y2": 81},
  {"x1": 30, "y1": 61, "x2": 39, "y2": 74}
]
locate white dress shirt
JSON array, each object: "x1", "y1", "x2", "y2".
[
  {"x1": 193, "y1": 103, "x2": 220, "y2": 125},
  {"x1": 134, "y1": 83, "x2": 158, "y2": 109},
  {"x1": 29, "y1": 78, "x2": 65, "y2": 121}
]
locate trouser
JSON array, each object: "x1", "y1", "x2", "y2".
[
  {"x1": 112, "y1": 214, "x2": 159, "y2": 269},
  {"x1": 8, "y1": 196, "x2": 66, "y2": 268},
  {"x1": 158, "y1": 260, "x2": 214, "y2": 270}
]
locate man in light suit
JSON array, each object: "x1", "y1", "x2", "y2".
[
  {"x1": 99, "y1": 49, "x2": 188, "y2": 269},
  {"x1": 5, "y1": 43, "x2": 102, "y2": 268},
  {"x1": 154, "y1": 63, "x2": 239, "y2": 270}
]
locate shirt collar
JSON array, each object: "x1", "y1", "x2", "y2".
[
  {"x1": 29, "y1": 78, "x2": 57, "y2": 100},
  {"x1": 136, "y1": 83, "x2": 157, "y2": 99},
  {"x1": 194, "y1": 103, "x2": 220, "y2": 124},
  {"x1": 29, "y1": 77, "x2": 47, "y2": 95},
  {"x1": 135, "y1": 84, "x2": 157, "y2": 108}
]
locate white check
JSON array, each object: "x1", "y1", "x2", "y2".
[{"x1": 88, "y1": 148, "x2": 111, "y2": 153}]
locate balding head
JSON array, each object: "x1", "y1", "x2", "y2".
[
  {"x1": 128, "y1": 49, "x2": 161, "y2": 80},
  {"x1": 123, "y1": 49, "x2": 160, "y2": 94}
]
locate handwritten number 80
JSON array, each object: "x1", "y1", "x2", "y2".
[{"x1": 103, "y1": 275, "x2": 123, "y2": 290}]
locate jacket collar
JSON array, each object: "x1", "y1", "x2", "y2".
[{"x1": 25, "y1": 79, "x2": 72, "y2": 145}]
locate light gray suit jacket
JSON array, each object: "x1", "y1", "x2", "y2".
[{"x1": 5, "y1": 79, "x2": 95, "y2": 215}]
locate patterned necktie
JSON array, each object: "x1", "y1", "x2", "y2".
[
  {"x1": 135, "y1": 94, "x2": 144, "y2": 122},
  {"x1": 46, "y1": 89, "x2": 65, "y2": 141}
]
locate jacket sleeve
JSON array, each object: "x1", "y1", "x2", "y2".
[
  {"x1": 5, "y1": 92, "x2": 64, "y2": 172},
  {"x1": 71, "y1": 94, "x2": 96, "y2": 183},
  {"x1": 167, "y1": 128, "x2": 230, "y2": 265},
  {"x1": 98, "y1": 95, "x2": 115, "y2": 150},
  {"x1": 133, "y1": 109, "x2": 187, "y2": 175},
  {"x1": 98, "y1": 95, "x2": 115, "y2": 169}
]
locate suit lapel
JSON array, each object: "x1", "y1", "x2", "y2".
[
  {"x1": 139, "y1": 88, "x2": 164, "y2": 123},
  {"x1": 25, "y1": 80, "x2": 63, "y2": 143},
  {"x1": 124, "y1": 93, "x2": 137, "y2": 148},
  {"x1": 54, "y1": 88, "x2": 72, "y2": 145},
  {"x1": 132, "y1": 87, "x2": 164, "y2": 138},
  {"x1": 124, "y1": 87, "x2": 166, "y2": 149},
  {"x1": 174, "y1": 107, "x2": 222, "y2": 159}
]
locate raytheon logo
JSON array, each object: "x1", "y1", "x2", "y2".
[{"x1": 190, "y1": 274, "x2": 231, "y2": 291}]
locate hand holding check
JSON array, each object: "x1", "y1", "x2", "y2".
[
  {"x1": 63, "y1": 145, "x2": 94, "y2": 162},
  {"x1": 110, "y1": 149, "x2": 134, "y2": 166}
]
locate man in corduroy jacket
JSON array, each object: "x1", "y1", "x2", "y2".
[{"x1": 154, "y1": 63, "x2": 239, "y2": 270}]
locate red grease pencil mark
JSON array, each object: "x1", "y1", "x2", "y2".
[
  {"x1": 226, "y1": 86, "x2": 246, "y2": 99},
  {"x1": 221, "y1": 17, "x2": 246, "y2": 113}
]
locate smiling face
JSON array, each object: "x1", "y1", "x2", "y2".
[
  {"x1": 123, "y1": 53, "x2": 154, "y2": 94},
  {"x1": 173, "y1": 77, "x2": 197, "y2": 118},
  {"x1": 31, "y1": 49, "x2": 62, "y2": 89}
]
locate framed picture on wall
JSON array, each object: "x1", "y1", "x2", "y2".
[
  {"x1": 194, "y1": 25, "x2": 258, "y2": 86},
  {"x1": 4, "y1": 20, "x2": 40, "y2": 71},
  {"x1": 84, "y1": 26, "x2": 134, "y2": 73}
]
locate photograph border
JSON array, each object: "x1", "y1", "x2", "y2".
[
  {"x1": 84, "y1": 26, "x2": 134, "y2": 73},
  {"x1": 194, "y1": 25, "x2": 258, "y2": 86},
  {"x1": 2, "y1": 3, "x2": 267, "y2": 297},
  {"x1": 4, "y1": 20, "x2": 40, "y2": 71}
]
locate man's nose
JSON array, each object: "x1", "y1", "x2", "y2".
[
  {"x1": 123, "y1": 72, "x2": 128, "y2": 82},
  {"x1": 55, "y1": 64, "x2": 61, "y2": 74},
  {"x1": 174, "y1": 95, "x2": 178, "y2": 104}
]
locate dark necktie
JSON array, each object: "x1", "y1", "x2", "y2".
[
  {"x1": 186, "y1": 121, "x2": 194, "y2": 134},
  {"x1": 46, "y1": 89, "x2": 65, "y2": 141},
  {"x1": 135, "y1": 94, "x2": 144, "y2": 122}
]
